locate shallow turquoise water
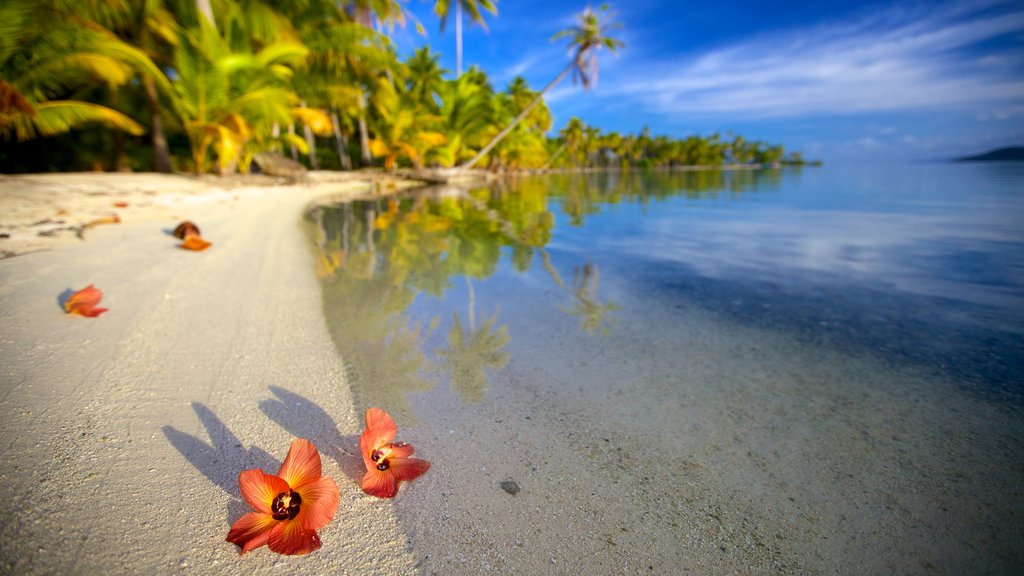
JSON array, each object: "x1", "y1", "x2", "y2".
[{"x1": 310, "y1": 164, "x2": 1024, "y2": 573}]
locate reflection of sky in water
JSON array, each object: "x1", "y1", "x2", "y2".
[
  {"x1": 311, "y1": 165, "x2": 1024, "y2": 572},
  {"x1": 545, "y1": 163, "x2": 1024, "y2": 389},
  {"x1": 317, "y1": 162, "x2": 1024, "y2": 404},
  {"x1": 618, "y1": 209, "x2": 1023, "y2": 313}
]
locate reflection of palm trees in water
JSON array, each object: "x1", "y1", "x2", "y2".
[
  {"x1": 540, "y1": 254, "x2": 617, "y2": 334},
  {"x1": 439, "y1": 274, "x2": 510, "y2": 404},
  {"x1": 312, "y1": 187, "x2": 616, "y2": 410},
  {"x1": 568, "y1": 263, "x2": 617, "y2": 334},
  {"x1": 456, "y1": 188, "x2": 618, "y2": 334}
]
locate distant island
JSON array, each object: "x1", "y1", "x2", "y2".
[{"x1": 954, "y1": 146, "x2": 1024, "y2": 162}]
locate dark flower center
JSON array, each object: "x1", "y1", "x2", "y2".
[
  {"x1": 271, "y1": 489, "x2": 302, "y2": 520},
  {"x1": 371, "y1": 448, "x2": 390, "y2": 471}
]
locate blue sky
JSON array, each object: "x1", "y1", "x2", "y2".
[{"x1": 389, "y1": 0, "x2": 1024, "y2": 162}]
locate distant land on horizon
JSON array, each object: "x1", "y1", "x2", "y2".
[{"x1": 953, "y1": 146, "x2": 1024, "y2": 162}]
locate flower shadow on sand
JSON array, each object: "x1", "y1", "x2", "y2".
[
  {"x1": 163, "y1": 402, "x2": 279, "y2": 494},
  {"x1": 163, "y1": 403, "x2": 282, "y2": 525},
  {"x1": 258, "y1": 386, "x2": 365, "y2": 485},
  {"x1": 56, "y1": 289, "x2": 74, "y2": 311}
]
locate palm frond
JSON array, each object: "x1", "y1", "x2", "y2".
[{"x1": 2, "y1": 99, "x2": 143, "y2": 140}]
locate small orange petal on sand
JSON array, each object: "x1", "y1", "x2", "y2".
[
  {"x1": 77, "y1": 214, "x2": 121, "y2": 239},
  {"x1": 86, "y1": 215, "x2": 121, "y2": 226},
  {"x1": 172, "y1": 221, "x2": 201, "y2": 239},
  {"x1": 179, "y1": 235, "x2": 211, "y2": 251},
  {"x1": 114, "y1": 201, "x2": 129, "y2": 208},
  {"x1": 65, "y1": 284, "x2": 108, "y2": 317}
]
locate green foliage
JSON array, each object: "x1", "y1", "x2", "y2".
[{"x1": 1, "y1": 1, "x2": 811, "y2": 173}]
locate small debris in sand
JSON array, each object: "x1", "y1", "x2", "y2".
[
  {"x1": 500, "y1": 480, "x2": 520, "y2": 496},
  {"x1": 172, "y1": 221, "x2": 201, "y2": 239},
  {"x1": 77, "y1": 214, "x2": 121, "y2": 239}
]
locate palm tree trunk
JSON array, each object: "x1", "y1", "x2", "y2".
[
  {"x1": 456, "y1": 1, "x2": 463, "y2": 78},
  {"x1": 287, "y1": 123, "x2": 298, "y2": 161},
  {"x1": 331, "y1": 111, "x2": 352, "y2": 170},
  {"x1": 196, "y1": 0, "x2": 216, "y2": 27},
  {"x1": 542, "y1": 140, "x2": 568, "y2": 169},
  {"x1": 357, "y1": 93, "x2": 372, "y2": 167},
  {"x1": 143, "y1": 75, "x2": 173, "y2": 173},
  {"x1": 300, "y1": 100, "x2": 319, "y2": 169},
  {"x1": 460, "y1": 61, "x2": 573, "y2": 170}
]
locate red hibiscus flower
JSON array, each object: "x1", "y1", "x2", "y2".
[
  {"x1": 360, "y1": 408, "x2": 430, "y2": 498},
  {"x1": 64, "y1": 284, "x2": 108, "y2": 317},
  {"x1": 226, "y1": 439, "x2": 340, "y2": 555}
]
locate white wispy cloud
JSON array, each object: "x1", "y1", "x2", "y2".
[{"x1": 608, "y1": 0, "x2": 1024, "y2": 118}]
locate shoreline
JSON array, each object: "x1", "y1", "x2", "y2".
[
  {"x1": 0, "y1": 173, "x2": 427, "y2": 574},
  {"x1": 0, "y1": 171, "x2": 430, "y2": 258}
]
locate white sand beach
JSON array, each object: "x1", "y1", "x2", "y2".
[{"x1": 0, "y1": 173, "x2": 423, "y2": 574}]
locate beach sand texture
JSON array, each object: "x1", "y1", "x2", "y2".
[{"x1": 0, "y1": 174, "x2": 420, "y2": 574}]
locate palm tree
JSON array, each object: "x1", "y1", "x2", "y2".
[
  {"x1": 405, "y1": 46, "x2": 448, "y2": 111},
  {"x1": 460, "y1": 4, "x2": 622, "y2": 170},
  {"x1": 434, "y1": 0, "x2": 497, "y2": 78},
  {"x1": 488, "y1": 77, "x2": 550, "y2": 169},
  {"x1": 435, "y1": 67, "x2": 495, "y2": 166},
  {"x1": 172, "y1": 18, "x2": 316, "y2": 174},
  {"x1": 0, "y1": 0, "x2": 169, "y2": 142},
  {"x1": 369, "y1": 108, "x2": 446, "y2": 169}
]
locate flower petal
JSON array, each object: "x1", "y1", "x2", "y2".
[
  {"x1": 179, "y1": 235, "x2": 212, "y2": 251},
  {"x1": 293, "y1": 475, "x2": 340, "y2": 531},
  {"x1": 226, "y1": 512, "x2": 277, "y2": 554},
  {"x1": 268, "y1": 519, "x2": 322, "y2": 555},
  {"x1": 388, "y1": 442, "x2": 415, "y2": 459},
  {"x1": 361, "y1": 469, "x2": 398, "y2": 499},
  {"x1": 390, "y1": 457, "x2": 431, "y2": 484},
  {"x1": 65, "y1": 285, "x2": 108, "y2": 317},
  {"x1": 277, "y1": 438, "x2": 322, "y2": 489},
  {"x1": 360, "y1": 408, "x2": 397, "y2": 470},
  {"x1": 74, "y1": 304, "x2": 109, "y2": 317},
  {"x1": 239, "y1": 469, "x2": 290, "y2": 514}
]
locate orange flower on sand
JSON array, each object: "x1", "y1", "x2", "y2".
[
  {"x1": 226, "y1": 439, "x2": 340, "y2": 555},
  {"x1": 64, "y1": 284, "x2": 108, "y2": 317},
  {"x1": 173, "y1": 220, "x2": 212, "y2": 251},
  {"x1": 360, "y1": 408, "x2": 430, "y2": 498}
]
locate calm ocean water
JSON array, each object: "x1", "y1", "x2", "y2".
[{"x1": 310, "y1": 163, "x2": 1024, "y2": 573}]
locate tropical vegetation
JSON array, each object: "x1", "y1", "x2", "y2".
[{"x1": 0, "y1": 1, "x2": 810, "y2": 174}]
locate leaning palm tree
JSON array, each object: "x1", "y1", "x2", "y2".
[
  {"x1": 460, "y1": 3, "x2": 622, "y2": 169},
  {"x1": 434, "y1": 0, "x2": 497, "y2": 78}
]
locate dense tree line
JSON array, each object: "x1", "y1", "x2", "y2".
[{"x1": 0, "y1": 1, "x2": 806, "y2": 174}]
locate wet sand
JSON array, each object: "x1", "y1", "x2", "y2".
[{"x1": 359, "y1": 264, "x2": 1024, "y2": 575}]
